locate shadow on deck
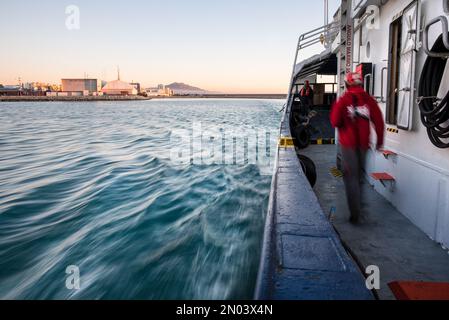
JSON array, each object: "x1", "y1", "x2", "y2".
[{"x1": 302, "y1": 144, "x2": 449, "y2": 300}]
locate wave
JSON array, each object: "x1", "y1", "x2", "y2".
[{"x1": 0, "y1": 99, "x2": 281, "y2": 299}]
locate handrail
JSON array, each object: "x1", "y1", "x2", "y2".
[
  {"x1": 353, "y1": 0, "x2": 365, "y2": 13},
  {"x1": 364, "y1": 73, "x2": 373, "y2": 95},
  {"x1": 354, "y1": 10, "x2": 374, "y2": 33},
  {"x1": 299, "y1": 30, "x2": 340, "y2": 50},
  {"x1": 297, "y1": 21, "x2": 340, "y2": 50},
  {"x1": 423, "y1": 16, "x2": 449, "y2": 58},
  {"x1": 286, "y1": 20, "x2": 341, "y2": 106},
  {"x1": 285, "y1": 37, "x2": 302, "y2": 112},
  {"x1": 380, "y1": 67, "x2": 388, "y2": 103}
]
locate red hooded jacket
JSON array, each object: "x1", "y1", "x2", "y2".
[{"x1": 330, "y1": 86, "x2": 385, "y2": 150}]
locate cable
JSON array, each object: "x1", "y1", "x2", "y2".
[{"x1": 418, "y1": 32, "x2": 449, "y2": 148}]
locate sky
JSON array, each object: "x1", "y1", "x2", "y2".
[{"x1": 0, "y1": 0, "x2": 340, "y2": 93}]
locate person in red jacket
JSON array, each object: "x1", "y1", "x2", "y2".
[
  {"x1": 300, "y1": 80, "x2": 314, "y2": 107},
  {"x1": 330, "y1": 72, "x2": 385, "y2": 223}
]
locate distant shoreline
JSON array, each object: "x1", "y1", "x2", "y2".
[
  {"x1": 0, "y1": 94, "x2": 287, "y2": 102},
  {"x1": 0, "y1": 96, "x2": 151, "y2": 102},
  {"x1": 156, "y1": 94, "x2": 287, "y2": 100}
]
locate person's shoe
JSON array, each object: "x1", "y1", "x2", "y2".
[
  {"x1": 359, "y1": 215, "x2": 368, "y2": 224},
  {"x1": 349, "y1": 216, "x2": 359, "y2": 224},
  {"x1": 349, "y1": 212, "x2": 360, "y2": 224}
]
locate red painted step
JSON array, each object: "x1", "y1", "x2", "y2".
[
  {"x1": 382, "y1": 150, "x2": 397, "y2": 158},
  {"x1": 389, "y1": 281, "x2": 449, "y2": 300},
  {"x1": 371, "y1": 172, "x2": 395, "y2": 181}
]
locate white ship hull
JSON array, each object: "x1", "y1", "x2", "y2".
[{"x1": 343, "y1": 0, "x2": 449, "y2": 248}]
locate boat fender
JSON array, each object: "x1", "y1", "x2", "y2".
[
  {"x1": 298, "y1": 154, "x2": 317, "y2": 188},
  {"x1": 295, "y1": 125, "x2": 311, "y2": 149}
]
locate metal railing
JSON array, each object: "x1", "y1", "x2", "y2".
[
  {"x1": 353, "y1": 0, "x2": 365, "y2": 13},
  {"x1": 423, "y1": 16, "x2": 449, "y2": 58},
  {"x1": 378, "y1": 67, "x2": 388, "y2": 103},
  {"x1": 297, "y1": 21, "x2": 341, "y2": 51},
  {"x1": 285, "y1": 21, "x2": 341, "y2": 107},
  {"x1": 364, "y1": 73, "x2": 373, "y2": 95},
  {"x1": 354, "y1": 10, "x2": 374, "y2": 32}
]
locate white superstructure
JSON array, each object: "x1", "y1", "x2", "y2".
[{"x1": 333, "y1": 0, "x2": 449, "y2": 248}]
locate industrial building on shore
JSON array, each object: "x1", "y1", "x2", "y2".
[
  {"x1": 145, "y1": 84, "x2": 173, "y2": 97},
  {"x1": 3, "y1": 69, "x2": 148, "y2": 97},
  {"x1": 101, "y1": 80, "x2": 138, "y2": 96},
  {"x1": 61, "y1": 79, "x2": 100, "y2": 94},
  {"x1": 50, "y1": 73, "x2": 139, "y2": 97}
]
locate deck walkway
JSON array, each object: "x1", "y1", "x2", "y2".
[{"x1": 302, "y1": 145, "x2": 449, "y2": 300}]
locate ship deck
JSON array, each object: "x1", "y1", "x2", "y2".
[{"x1": 302, "y1": 144, "x2": 449, "y2": 300}]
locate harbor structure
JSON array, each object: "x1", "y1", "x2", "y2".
[
  {"x1": 145, "y1": 84, "x2": 174, "y2": 97},
  {"x1": 0, "y1": 82, "x2": 61, "y2": 96},
  {"x1": 101, "y1": 68, "x2": 138, "y2": 96},
  {"x1": 101, "y1": 80, "x2": 138, "y2": 96},
  {"x1": 0, "y1": 85, "x2": 23, "y2": 96},
  {"x1": 61, "y1": 79, "x2": 99, "y2": 95},
  {"x1": 130, "y1": 83, "x2": 141, "y2": 94}
]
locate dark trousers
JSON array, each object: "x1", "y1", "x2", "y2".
[{"x1": 341, "y1": 147, "x2": 367, "y2": 220}]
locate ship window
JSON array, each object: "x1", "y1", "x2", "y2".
[
  {"x1": 386, "y1": 17, "x2": 401, "y2": 125},
  {"x1": 386, "y1": 1, "x2": 420, "y2": 129}
]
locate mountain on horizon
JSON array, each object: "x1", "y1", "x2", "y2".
[{"x1": 166, "y1": 82, "x2": 214, "y2": 95}]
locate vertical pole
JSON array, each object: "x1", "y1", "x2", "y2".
[
  {"x1": 324, "y1": 0, "x2": 329, "y2": 46},
  {"x1": 286, "y1": 37, "x2": 301, "y2": 116},
  {"x1": 324, "y1": 0, "x2": 329, "y2": 26}
]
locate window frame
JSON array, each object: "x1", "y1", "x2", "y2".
[{"x1": 385, "y1": 0, "x2": 420, "y2": 129}]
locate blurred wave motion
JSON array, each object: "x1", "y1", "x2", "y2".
[{"x1": 0, "y1": 99, "x2": 281, "y2": 299}]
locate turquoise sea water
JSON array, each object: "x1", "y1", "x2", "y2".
[{"x1": 0, "y1": 99, "x2": 282, "y2": 299}]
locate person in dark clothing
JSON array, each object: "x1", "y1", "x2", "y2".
[{"x1": 330, "y1": 72, "x2": 385, "y2": 223}]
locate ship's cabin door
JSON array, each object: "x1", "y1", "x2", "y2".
[{"x1": 387, "y1": 0, "x2": 421, "y2": 130}]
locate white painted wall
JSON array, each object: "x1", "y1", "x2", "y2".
[{"x1": 351, "y1": 0, "x2": 449, "y2": 247}]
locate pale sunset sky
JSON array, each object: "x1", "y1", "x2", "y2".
[{"x1": 0, "y1": 0, "x2": 339, "y2": 93}]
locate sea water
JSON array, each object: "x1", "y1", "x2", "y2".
[{"x1": 0, "y1": 99, "x2": 282, "y2": 299}]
